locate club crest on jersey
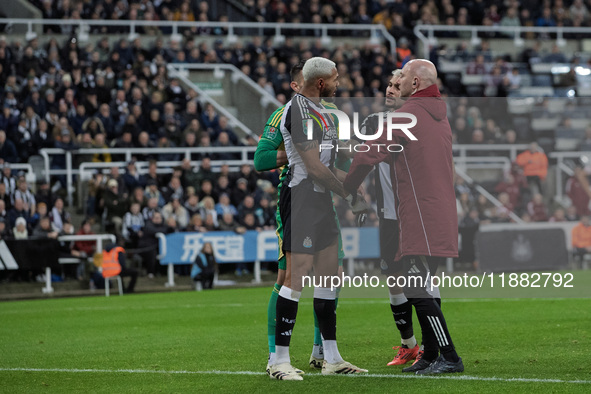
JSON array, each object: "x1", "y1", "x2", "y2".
[
  {"x1": 323, "y1": 125, "x2": 338, "y2": 140},
  {"x1": 303, "y1": 236, "x2": 313, "y2": 248}
]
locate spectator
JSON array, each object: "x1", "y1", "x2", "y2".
[
  {"x1": 49, "y1": 197, "x2": 71, "y2": 232},
  {"x1": 494, "y1": 173, "x2": 525, "y2": 211},
  {"x1": 13, "y1": 216, "x2": 28, "y2": 239},
  {"x1": 231, "y1": 178, "x2": 249, "y2": 207},
  {"x1": 129, "y1": 186, "x2": 147, "y2": 208},
  {"x1": 572, "y1": 215, "x2": 591, "y2": 265},
  {"x1": 526, "y1": 193, "x2": 549, "y2": 222},
  {"x1": 566, "y1": 157, "x2": 591, "y2": 216},
  {"x1": 102, "y1": 178, "x2": 128, "y2": 238},
  {"x1": 8, "y1": 198, "x2": 30, "y2": 229},
  {"x1": 213, "y1": 116, "x2": 238, "y2": 144},
  {"x1": 142, "y1": 196, "x2": 161, "y2": 221},
  {"x1": 138, "y1": 211, "x2": 168, "y2": 277},
  {"x1": 191, "y1": 242, "x2": 216, "y2": 290},
  {"x1": 259, "y1": 196, "x2": 275, "y2": 228},
  {"x1": 201, "y1": 103, "x2": 219, "y2": 134},
  {"x1": 198, "y1": 179, "x2": 218, "y2": 202},
  {"x1": 218, "y1": 212, "x2": 245, "y2": 233},
  {"x1": 122, "y1": 202, "x2": 145, "y2": 247},
  {"x1": 32, "y1": 216, "x2": 59, "y2": 239},
  {"x1": 71, "y1": 219, "x2": 96, "y2": 277},
  {"x1": 161, "y1": 176, "x2": 184, "y2": 202},
  {"x1": 234, "y1": 164, "x2": 257, "y2": 193},
  {"x1": 0, "y1": 130, "x2": 18, "y2": 163},
  {"x1": 515, "y1": 142, "x2": 548, "y2": 194},
  {"x1": 0, "y1": 183, "x2": 11, "y2": 210},
  {"x1": 184, "y1": 194, "x2": 201, "y2": 218},
  {"x1": 186, "y1": 213, "x2": 207, "y2": 232},
  {"x1": 162, "y1": 195, "x2": 189, "y2": 229},
  {"x1": 549, "y1": 208, "x2": 566, "y2": 222},
  {"x1": 213, "y1": 131, "x2": 239, "y2": 161},
  {"x1": 92, "y1": 133, "x2": 112, "y2": 163},
  {"x1": 215, "y1": 193, "x2": 237, "y2": 219},
  {"x1": 32, "y1": 119, "x2": 54, "y2": 151},
  {"x1": 122, "y1": 160, "x2": 145, "y2": 192},
  {"x1": 0, "y1": 217, "x2": 12, "y2": 239},
  {"x1": 0, "y1": 199, "x2": 8, "y2": 221},
  {"x1": 144, "y1": 180, "x2": 165, "y2": 208},
  {"x1": 466, "y1": 54, "x2": 487, "y2": 75},
  {"x1": 195, "y1": 157, "x2": 217, "y2": 187},
  {"x1": 0, "y1": 165, "x2": 16, "y2": 196},
  {"x1": 199, "y1": 196, "x2": 218, "y2": 228},
  {"x1": 12, "y1": 177, "x2": 36, "y2": 216}
]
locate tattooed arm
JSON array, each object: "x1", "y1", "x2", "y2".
[{"x1": 295, "y1": 139, "x2": 348, "y2": 198}]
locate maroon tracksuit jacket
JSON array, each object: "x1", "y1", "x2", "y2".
[{"x1": 344, "y1": 84, "x2": 458, "y2": 261}]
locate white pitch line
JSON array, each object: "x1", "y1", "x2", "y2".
[{"x1": 0, "y1": 368, "x2": 590, "y2": 384}]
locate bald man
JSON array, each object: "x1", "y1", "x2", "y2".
[{"x1": 344, "y1": 59, "x2": 464, "y2": 374}]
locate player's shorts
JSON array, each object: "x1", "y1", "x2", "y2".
[
  {"x1": 280, "y1": 178, "x2": 338, "y2": 255},
  {"x1": 379, "y1": 218, "x2": 401, "y2": 275}
]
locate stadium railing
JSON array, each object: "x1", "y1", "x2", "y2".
[
  {"x1": 0, "y1": 18, "x2": 396, "y2": 56},
  {"x1": 37, "y1": 145, "x2": 530, "y2": 208},
  {"x1": 414, "y1": 25, "x2": 591, "y2": 59},
  {"x1": 455, "y1": 166, "x2": 524, "y2": 224},
  {"x1": 168, "y1": 63, "x2": 281, "y2": 134},
  {"x1": 166, "y1": 64, "x2": 262, "y2": 139},
  {"x1": 453, "y1": 144, "x2": 528, "y2": 161},
  {"x1": 39, "y1": 146, "x2": 256, "y2": 206},
  {"x1": 41, "y1": 233, "x2": 117, "y2": 294}
]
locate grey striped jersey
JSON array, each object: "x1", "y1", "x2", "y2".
[
  {"x1": 280, "y1": 94, "x2": 337, "y2": 192},
  {"x1": 359, "y1": 111, "x2": 397, "y2": 220}
]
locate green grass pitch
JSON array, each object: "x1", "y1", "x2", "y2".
[{"x1": 1, "y1": 287, "x2": 590, "y2": 393}]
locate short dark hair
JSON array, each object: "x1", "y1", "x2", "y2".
[{"x1": 290, "y1": 60, "x2": 306, "y2": 81}]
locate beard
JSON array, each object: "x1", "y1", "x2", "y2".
[{"x1": 320, "y1": 86, "x2": 335, "y2": 101}]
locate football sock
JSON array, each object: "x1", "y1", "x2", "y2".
[
  {"x1": 322, "y1": 340, "x2": 343, "y2": 364},
  {"x1": 413, "y1": 298, "x2": 458, "y2": 362},
  {"x1": 275, "y1": 286, "x2": 300, "y2": 364},
  {"x1": 314, "y1": 287, "x2": 343, "y2": 364},
  {"x1": 267, "y1": 283, "x2": 281, "y2": 354},
  {"x1": 313, "y1": 295, "x2": 339, "y2": 348},
  {"x1": 313, "y1": 309, "x2": 322, "y2": 346},
  {"x1": 268, "y1": 352, "x2": 276, "y2": 366},
  {"x1": 312, "y1": 344, "x2": 324, "y2": 359},
  {"x1": 389, "y1": 293, "x2": 414, "y2": 341}
]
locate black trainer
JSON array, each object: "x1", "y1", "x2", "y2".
[
  {"x1": 401, "y1": 357, "x2": 433, "y2": 373},
  {"x1": 416, "y1": 355, "x2": 464, "y2": 375}
]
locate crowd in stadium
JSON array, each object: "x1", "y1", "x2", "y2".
[
  {"x1": 0, "y1": 0, "x2": 589, "y2": 282},
  {"x1": 28, "y1": 0, "x2": 591, "y2": 38}
]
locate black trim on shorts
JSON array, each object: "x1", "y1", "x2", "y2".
[{"x1": 281, "y1": 178, "x2": 338, "y2": 255}]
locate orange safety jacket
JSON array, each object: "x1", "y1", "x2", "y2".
[
  {"x1": 515, "y1": 150, "x2": 548, "y2": 180},
  {"x1": 572, "y1": 223, "x2": 591, "y2": 249},
  {"x1": 102, "y1": 247, "x2": 124, "y2": 278}
]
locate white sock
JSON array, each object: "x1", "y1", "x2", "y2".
[
  {"x1": 268, "y1": 352, "x2": 276, "y2": 365},
  {"x1": 401, "y1": 335, "x2": 417, "y2": 348},
  {"x1": 389, "y1": 292, "x2": 408, "y2": 306},
  {"x1": 279, "y1": 286, "x2": 301, "y2": 302},
  {"x1": 322, "y1": 340, "x2": 344, "y2": 364},
  {"x1": 312, "y1": 344, "x2": 324, "y2": 359},
  {"x1": 275, "y1": 345, "x2": 290, "y2": 365}
]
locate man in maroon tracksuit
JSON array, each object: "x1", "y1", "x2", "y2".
[{"x1": 344, "y1": 59, "x2": 463, "y2": 374}]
